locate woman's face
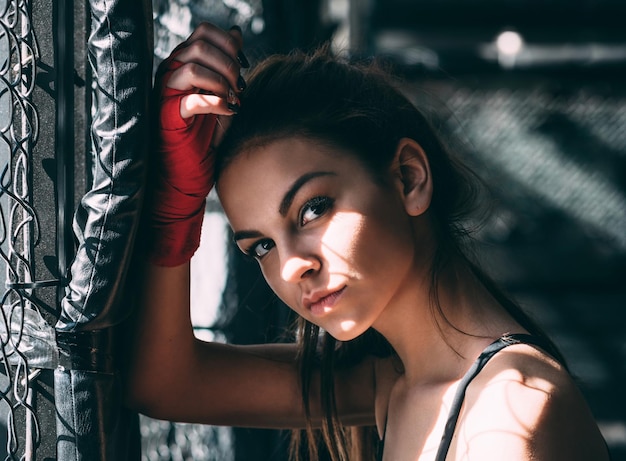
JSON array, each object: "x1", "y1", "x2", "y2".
[{"x1": 217, "y1": 137, "x2": 423, "y2": 341}]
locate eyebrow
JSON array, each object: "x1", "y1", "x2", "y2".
[
  {"x1": 279, "y1": 171, "x2": 335, "y2": 217},
  {"x1": 232, "y1": 229, "x2": 263, "y2": 242},
  {"x1": 232, "y1": 171, "x2": 336, "y2": 242}
]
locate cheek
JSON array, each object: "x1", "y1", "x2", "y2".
[
  {"x1": 348, "y1": 199, "x2": 415, "y2": 275},
  {"x1": 320, "y1": 211, "x2": 365, "y2": 262},
  {"x1": 320, "y1": 207, "x2": 413, "y2": 282}
]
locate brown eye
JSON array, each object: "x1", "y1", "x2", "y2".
[
  {"x1": 249, "y1": 239, "x2": 275, "y2": 259},
  {"x1": 299, "y1": 196, "x2": 334, "y2": 226}
]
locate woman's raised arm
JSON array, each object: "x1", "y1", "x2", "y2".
[
  {"x1": 129, "y1": 262, "x2": 309, "y2": 427},
  {"x1": 125, "y1": 23, "x2": 377, "y2": 429}
]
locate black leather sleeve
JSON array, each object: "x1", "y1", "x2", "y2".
[
  {"x1": 54, "y1": 1, "x2": 152, "y2": 460},
  {"x1": 55, "y1": 0, "x2": 152, "y2": 333}
]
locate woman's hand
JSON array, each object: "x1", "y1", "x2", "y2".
[
  {"x1": 149, "y1": 23, "x2": 248, "y2": 267},
  {"x1": 157, "y1": 22, "x2": 248, "y2": 123}
]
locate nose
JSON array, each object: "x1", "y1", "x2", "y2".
[{"x1": 280, "y1": 250, "x2": 320, "y2": 283}]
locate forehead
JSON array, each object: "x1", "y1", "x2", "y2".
[
  {"x1": 216, "y1": 137, "x2": 365, "y2": 222},
  {"x1": 218, "y1": 137, "x2": 359, "y2": 192}
]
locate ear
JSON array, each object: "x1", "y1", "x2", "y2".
[{"x1": 391, "y1": 138, "x2": 432, "y2": 216}]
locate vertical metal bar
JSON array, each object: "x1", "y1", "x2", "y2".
[
  {"x1": 20, "y1": 0, "x2": 37, "y2": 454},
  {"x1": 24, "y1": 374, "x2": 35, "y2": 461},
  {"x1": 20, "y1": 0, "x2": 33, "y2": 294},
  {"x1": 55, "y1": 0, "x2": 73, "y2": 308}
]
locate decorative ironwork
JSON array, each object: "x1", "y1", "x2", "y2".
[{"x1": 0, "y1": 0, "x2": 43, "y2": 459}]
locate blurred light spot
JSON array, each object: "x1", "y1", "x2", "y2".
[
  {"x1": 340, "y1": 320, "x2": 356, "y2": 331},
  {"x1": 495, "y1": 30, "x2": 524, "y2": 69},
  {"x1": 223, "y1": 0, "x2": 255, "y2": 22},
  {"x1": 598, "y1": 421, "x2": 626, "y2": 446},
  {"x1": 496, "y1": 31, "x2": 523, "y2": 56},
  {"x1": 159, "y1": 3, "x2": 192, "y2": 38},
  {"x1": 376, "y1": 31, "x2": 440, "y2": 69},
  {"x1": 251, "y1": 16, "x2": 264, "y2": 34}
]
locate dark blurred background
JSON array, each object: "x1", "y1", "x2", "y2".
[{"x1": 145, "y1": 1, "x2": 626, "y2": 460}]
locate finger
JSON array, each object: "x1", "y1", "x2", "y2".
[
  {"x1": 228, "y1": 25, "x2": 249, "y2": 77},
  {"x1": 170, "y1": 40, "x2": 241, "y2": 93},
  {"x1": 167, "y1": 63, "x2": 232, "y2": 100},
  {"x1": 186, "y1": 22, "x2": 243, "y2": 70},
  {"x1": 180, "y1": 91, "x2": 239, "y2": 118},
  {"x1": 228, "y1": 25, "x2": 244, "y2": 51}
]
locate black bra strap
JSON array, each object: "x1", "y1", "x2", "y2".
[{"x1": 434, "y1": 334, "x2": 553, "y2": 461}]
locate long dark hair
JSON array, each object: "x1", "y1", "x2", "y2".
[{"x1": 216, "y1": 47, "x2": 566, "y2": 461}]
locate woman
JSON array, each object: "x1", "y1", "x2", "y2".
[{"x1": 128, "y1": 22, "x2": 610, "y2": 460}]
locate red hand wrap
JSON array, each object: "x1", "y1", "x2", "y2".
[{"x1": 149, "y1": 60, "x2": 217, "y2": 266}]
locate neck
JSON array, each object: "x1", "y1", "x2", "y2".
[{"x1": 372, "y1": 254, "x2": 525, "y2": 385}]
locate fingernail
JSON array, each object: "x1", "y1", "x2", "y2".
[
  {"x1": 237, "y1": 75, "x2": 247, "y2": 91},
  {"x1": 227, "y1": 103, "x2": 240, "y2": 113},
  {"x1": 237, "y1": 50, "x2": 250, "y2": 68},
  {"x1": 230, "y1": 25, "x2": 243, "y2": 34},
  {"x1": 228, "y1": 88, "x2": 240, "y2": 106}
]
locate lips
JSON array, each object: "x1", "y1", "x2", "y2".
[{"x1": 304, "y1": 286, "x2": 346, "y2": 316}]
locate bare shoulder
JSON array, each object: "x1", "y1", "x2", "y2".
[{"x1": 451, "y1": 343, "x2": 610, "y2": 461}]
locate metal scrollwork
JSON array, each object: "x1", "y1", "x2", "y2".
[{"x1": 0, "y1": 0, "x2": 43, "y2": 459}]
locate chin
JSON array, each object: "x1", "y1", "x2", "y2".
[
  {"x1": 327, "y1": 331, "x2": 357, "y2": 342},
  {"x1": 325, "y1": 320, "x2": 368, "y2": 342}
]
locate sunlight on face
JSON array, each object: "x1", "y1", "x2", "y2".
[
  {"x1": 218, "y1": 136, "x2": 420, "y2": 342},
  {"x1": 317, "y1": 211, "x2": 366, "y2": 336},
  {"x1": 339, "y1": 319, "x2": 357, "y2": 332},
  {"x1": 319, "y1": 210, "x2": 364, "y2": 273}
]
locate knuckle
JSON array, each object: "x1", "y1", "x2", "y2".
[
  {"x1": 223, "y1": 34, "x2": 239, "y2": 53},
  {"x1": 188, "y1": 39, "x2": 209, "y2": 57},
  {"x1": 182, "y1": 62, "x2": 199, "y2": 80},
  {"x1": 216, "y1": 74, "x2": 227, "y2": 90},
  {"x1": 224, "y1": 58, "x2": 236, "y2": 74},
  {"x1": 196, "y1": 21, "x2": 210, "y2": 30},
  {"x1": 196, "y1": 21, "x2": 216, "y2": 34}
]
